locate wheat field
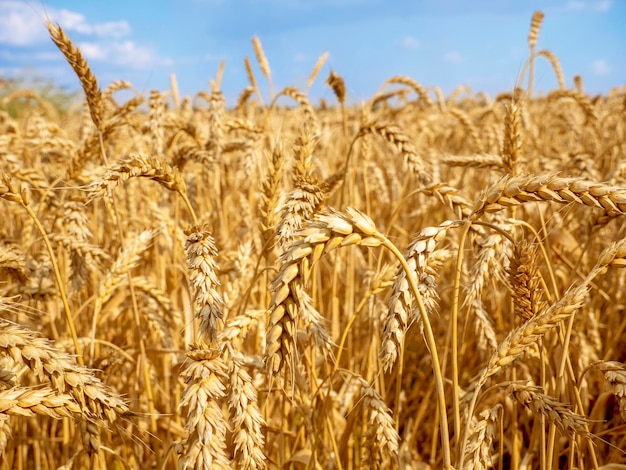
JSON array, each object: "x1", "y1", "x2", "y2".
[{"x1": 0, "y1": 11, "x2": 625, "y2": 470}]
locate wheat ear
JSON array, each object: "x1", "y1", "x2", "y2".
[
  {"x1": 380, "y1": 220, "x2": 459, "y2": 371},
  {"x1": 184, "y1": 224, "x2": 224, "y2": 343},
  {"x1": 594, "y1": 361, "x2": 626, "y2": 421},
  {"x1": 178, "y1": 346, "x2": 230, "y2": 469},
  {"x1": 471, "y1": 173, "x2": 626, "y2": 220},
  {"x1": 47, "y1": 22, "x2": 103, "y2": 130},
  {"x1": 506, "y1": 382, "x2": 591, "y2": 438},
  {"x1": 228, "y1": 354, "x2": 266, "y2": 469},
  {"x1": 87, "y1": 152, "x2": 198, "y2": 224},
  {"x1": 357, "y1": 123, "x2": 432, "y2": 183},
  {"x1": 358, "y1": 376, "x2": 400, "y2": 469}
]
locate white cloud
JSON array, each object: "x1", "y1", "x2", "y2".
[
  {"x1": 566, "y1": 0, "x2": 612, "y2": 11},
  {"x1": 77, "y1": 42, "x2": 109, "y2": 61},
  {"x1": 54, "y1": 9, "x2": 130, "y2": 37},
  {"x1": 0, "y1": 2, "x2": 49, "y2": 45},
  {"x1": 443, "y1": 51, "x2": 465, "y2": 64},
  {"x1": 77, "y1": 41, "x2": 173, "y2": 69},
  {"x1": 0, "y1": 1, "x2": 130, "y2": 46},
  {"x1": 0, "y1": 1, "x2": 171, "y2": 71},
  {"x1": 112, "y1": 41, "x2": 169, "y2": 68},
  {"x1": 592, "y1": 59, "x2": 611, "y2": 75},
  {"x1": 402, "y1": 36, "x2": 420, "y2": 50}
]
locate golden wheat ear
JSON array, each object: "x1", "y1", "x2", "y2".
[{"x1": 47, "y1": 22, "x2": 103, "y2": 130}]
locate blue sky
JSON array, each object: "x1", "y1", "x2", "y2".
[{"x1": 0, "y1": 0, "x2": 624, "y2": 105}]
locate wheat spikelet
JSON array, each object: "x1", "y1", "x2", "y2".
[
  {"x1": 228, "y1": 356, "x2": 266, "y2": 469},
  {"x1": 326, "y1": 70, "x2": 346, "y2": 104},
  {"x1": 482, "y1": 237, "x2": 626, "y2": 381},
  {"x1": 448, "y1": 107, "x2": 481, "y2": 150},
  {"x1": 0, "y1": 173, "x2": 28, "y2": 205},
  {"x1": 358, "y1": 377, "x2": 399, "y2": 469},
  {"x1": 102, "y1": 80, "x2": 133, "y2": 101},
  {"x1": 380, "y1": 221, "x2": 459, "y2": 371},
  {"x1": 463, "y1": 404, "x2": 501, "y2": 470},
  {"x1": 275, "y1": 87, "x2": 320, "y2": 134},
  {"x1": 482, "y1": 283, "x2": 588, "y2": 381},
  {"x1": 307, "y1": 52, "x2": 329, "y2": 89},
  {"x1": 47, "y1": 23, "x2": 103, "y2": 130},
  {"x1": 236, "y1": 86, "x2": 254, "y2": 111},
  {"x1": 0, "y1": 244, "x2": 27, "y2": 283},
  {"x1": 471, "y1": 173, "x2": 626, "y2": 220},
  {"x1": 244, "y1": 56, "x2": 263, "y2": 104},
  {"x1": 547, "y1": 89, "x2": 596, "y2": 123},
  {"x1": 508, "y1": 239, "x2": 546, "y2": 321},
  {"x1": 528, "y1": 11, "x2": 545, "y2": 50},
  {"x1": 463, "y1": 217, "x2": 510, "y2": 349},
  {"x1": 219, "y1": 309, "x2": 266, "y2": 344},
  {"x1": 441, "y1": 154, "x2": 505, "y2": 170},
  {"x1": 131, "y1": 275, "x2": 183, "y2": 328},
  {"x1": 275, "y1": 175, "x2": 328, "y2": 248},
  {"x1": 178, "y1": 345, "x2": 230, "y2": 469},
  {"x1": 87, "y1": 153, "x2": 186, "y2": 203},
  {"x1": 502, "y1": 98, "x2": 524, "y2": 174},
  {"x1": 595, "y1": 361, "x2": 626, "y2": 421},
  {"x1": 358, "y1": 123, "x2": 432, "y2": 184},
  {"x1": 266, "y1": 207, "x2": 383, "y2": 375},
  {"x1": 172, "y1": 144, "x2": 214, "y2": 171},
  {"x1": 369, "y1": 89, "x2": 410, "y2": 108},
  {"x1": 536, "y1": 49, "x2": 565, "y2": 89},
  {"x1": 148, "y1": 90, "x2": 165, "y2": 155},
  {"x1": 0, "y1": 387, "x2": 83, "y2": 420},
  {"x1": 507, "y1": 382, "x2": 590, "y2": 437},
  {"x1": 291, "y1": 283, "x2": 333, "y2": 359},
  {"x1": 0, "y1": 320, "x2": 128, "y2": 423},
  {"x1": 260, "y1": 146, "x2": 285, "y2": 248},
  {"x1": 207, "y1": 88, "x2": 225, "y2": 160},
  {"x1": 222, "y1": 118, "x2": 263, "y2": 135},
  {"x1": 185, "y1": 224, "x2": 224, "y2": 343},
  {"x1": 53, "y1": 199, "x2": 107, "y2": 291},
  {"x1": 421, "y1": 183, "x2": 473, "y2": 219},
  {"x1": 381, "y1": 75, "x2": 433, "y2": 107},
  {"x1": 470, "y1": 299, "x2": 498, "y2": 353},
  {"x1": 252, "y1": 36, "x2": 271, "y2": 84},
  {"x1": 573, "y1": 74, "x2": 584, "y2": 94}
]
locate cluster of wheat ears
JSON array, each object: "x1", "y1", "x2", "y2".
[{"x1": 0, "y1": 10, "x2": 625, "y2": 470}]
